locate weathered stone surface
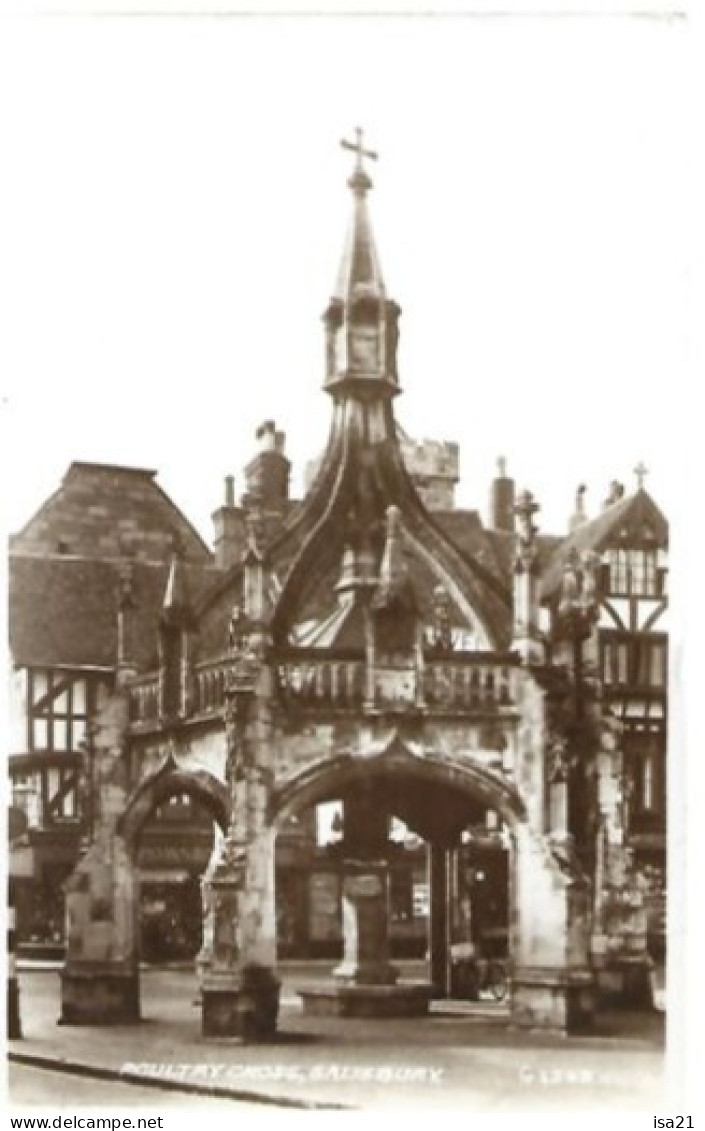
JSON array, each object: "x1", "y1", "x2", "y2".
[
  {"x1": 333, "y1": 862, "x2": 398, "y2": 987},
  {"x1": 59, "y1": 966, "x2": 140, "y2": 1026},
  {"x1": 201, "y1": 966, "x2": 280, "y2": 1039},
  {"x1": 511, "y1": 966, "x2": 594, "y2": 1034}
]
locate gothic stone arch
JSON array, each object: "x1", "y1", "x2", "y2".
[
  {"x1": 60, "y1": 738, "x2": 230, "y2": 1026},
  {"x1": 269, "y1": 733, "x2": 593, "y2": 1031},
  {"x1": 59, "y1": 660, "x2": 595, "y2": 1035}
]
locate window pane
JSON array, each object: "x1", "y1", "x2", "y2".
[
  {"x1": 47, "y1": 768, "x2": 60, "y2": 802},
  {"x1": 651, "y1": 644, "x2": 665, "y2": 687},
  {"x1": 643, "y1": 754, "x2": 653, "y2": 810},
  {"x1": 53, "y1": 719, "x2": 69, "y2": 752},
  {"x1": 72, "y1": 716, "x2": 86, "y2": 750},
  {"x1": 617, "y1": 644, "x2": 628, "y2": 684},
  {"x1": 630, "y1": 551, "x2": 645, "y2": 595},
  {"x1": 32, "y1": 719, "x2": 49, "y2": 751},
  {"x1": 644, "y1": 554, "x2": 657, "y2": 596},
  {"x1": 53, "y1": 686, "x2": 69, "y2": 714},
  {"x1": 32, "y1": 670, "x2": 49, "y2": 704},
  {"x1": 72, "y1": 679, "x2": 86, "y2": 714},
  {"x1": 60, "y1": 772, "x2": 78, "y2": 818}
]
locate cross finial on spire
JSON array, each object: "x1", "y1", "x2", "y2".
[
  {"x1": 634, "y1": 461, "x2": 649, "y2": 490},
  {"x1": 341, "y1": 127, "x2": 377, "y2": 195}
]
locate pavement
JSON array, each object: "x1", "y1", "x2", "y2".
[
  {"x1": 8, "y1": 964, "x2": 668, "y2": 1113},
  {"x1": 9, "y1": 1063, "x2": 269, "y2": 1110}
]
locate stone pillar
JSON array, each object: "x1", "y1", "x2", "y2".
[
  {"x1": 298, "y1": 856, "x2": 431, "y2": 1017},
  {"x1": 60, "y1": 833, "x2": 140, "y2": 1025},
  {"x1": 201, "y1": 657, "x2": 280, "y2": 1039},
  {"x1": 511, "y1": 490, "x2": 544, "y2": 664},
  {"x1": 200, "y1": 837, "x2": 279, "y2": 1040},
  {"x1": 195, "y1": 825, "x2": 224, "y2": 990},
  {"x1": 590, "y1": 735, "x2": 653, "y2": 1008},
  {"x1": 59, "y1": 693, "x2": 141, "y2": 1025},
  {"x1": 510, "y1": 824, "x2": 594, "y2": 1034},
  {"x1": 334, "y1": 861, "x2": 397, "y2": 986},
  {"x1": 429, "y1": 843, "x2": 451, "y2": 998}
]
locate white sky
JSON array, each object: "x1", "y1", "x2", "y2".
[{"x1": 0, "y1": 7, "x2": 689, "y2": 543}]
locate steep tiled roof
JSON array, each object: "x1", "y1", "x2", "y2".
[
  {"x1": 433, "y1": 510, "x2": 510, "y2": 589},
  {"x1": 539, "y1": 490, "x2": 668, "y2": 599},
  {"x1": 9, "y1": 555, "x2": 218, "y2": 670},
  {"x1": 11, "y1": 462, "x2": 212, "y2": 564}
]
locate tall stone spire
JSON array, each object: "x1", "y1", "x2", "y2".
[
  {"x1": 271, "y1": 130, "x2": 511, "y2": 651},
  {"x1": 323, "y1": 128, "x2": 400, "y2": 397},
  {"x1": 334, "y1": 128, "x2": 385, "y2": 302}
]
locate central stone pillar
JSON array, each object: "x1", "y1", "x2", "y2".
[
  {"x1": 333, "y1": 860, "x2": 397, "y2": 986},
  {"x1": 299, "y1": 857, "x2": 432, "y2": 1018}
]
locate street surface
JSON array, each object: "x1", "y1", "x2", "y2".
[
  {"x1": 8, "y1": 964, "x2": 667, "y2": 1113},
  {"x1": 9, "y1": 1064, "x2": 265, "y2": 1109}
]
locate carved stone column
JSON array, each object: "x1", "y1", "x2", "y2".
[
  {"x1": 201, "y1": 642, "x2": 279, "y2": 1039},
  {"x1": 511, "y1": 824, "x2": 594, "y2": 1033},
  {"x1": 60, "y1": 693, "x2": 141, "y2": 1025},
  {"x1": 511, "y1": 491, "x2": 544, "y2": 664}
]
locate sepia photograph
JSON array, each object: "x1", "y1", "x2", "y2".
[{"x1": 2, "y1": 0, "x2": 695, "y2": 1120}]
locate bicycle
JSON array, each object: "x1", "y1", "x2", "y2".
[
  {"x1": 450, "y1": 945, "x2": 509, "y2": 1002},
  {"x1": 476, "y1": 956, "x2": 508, "y2": 1002}
]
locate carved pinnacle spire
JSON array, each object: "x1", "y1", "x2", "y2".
[{"x1": 333, "y1": 128, "x2": 385, "y2": 302}]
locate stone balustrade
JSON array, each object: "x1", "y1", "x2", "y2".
[
  {"x1": 424, "y1": 659, "x2": 517, "y2": 711},
  {"x1": 193, "y1": 659, "x2": 230, "y2": 715},
  {"x1": 128, "y1": 674, "x2": 160, "y2": 724},
  {"x1": 276, "y1": 658, "x2": 365, "y2": 709},
  {"x1": 128, "y1": 652, "x2": 519, "y2": 726}
]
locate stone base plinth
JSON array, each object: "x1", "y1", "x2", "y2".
[
  {"x1": 299, "y1": 982, "x2": 433, "y2": 1019},
  {"x1": 511, "y1": 966, "x2": 595, "y2": 1034},
  {"x1": 59, "y1": 966, "x2": 140, "y2": 1025},
  {"x1": 333, "y1": 961, "x2": 398, "y2": 986},
  {"x1": 201, "y1": 965, "x2": 280, "y2": 1040}
]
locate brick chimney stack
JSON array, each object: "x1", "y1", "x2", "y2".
[
  {"x1": 243, "y1": 421, "x2": 291, "y2": 517},
  {"x1": 212, "y1": 474, "x2": 244, "y2": 571},
  {"x1": 569, "y1": 485, "x2": 588, "y2": 532},
  {"x1": 489, "y1": 457, "x2": 515, "y2": 532}
]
